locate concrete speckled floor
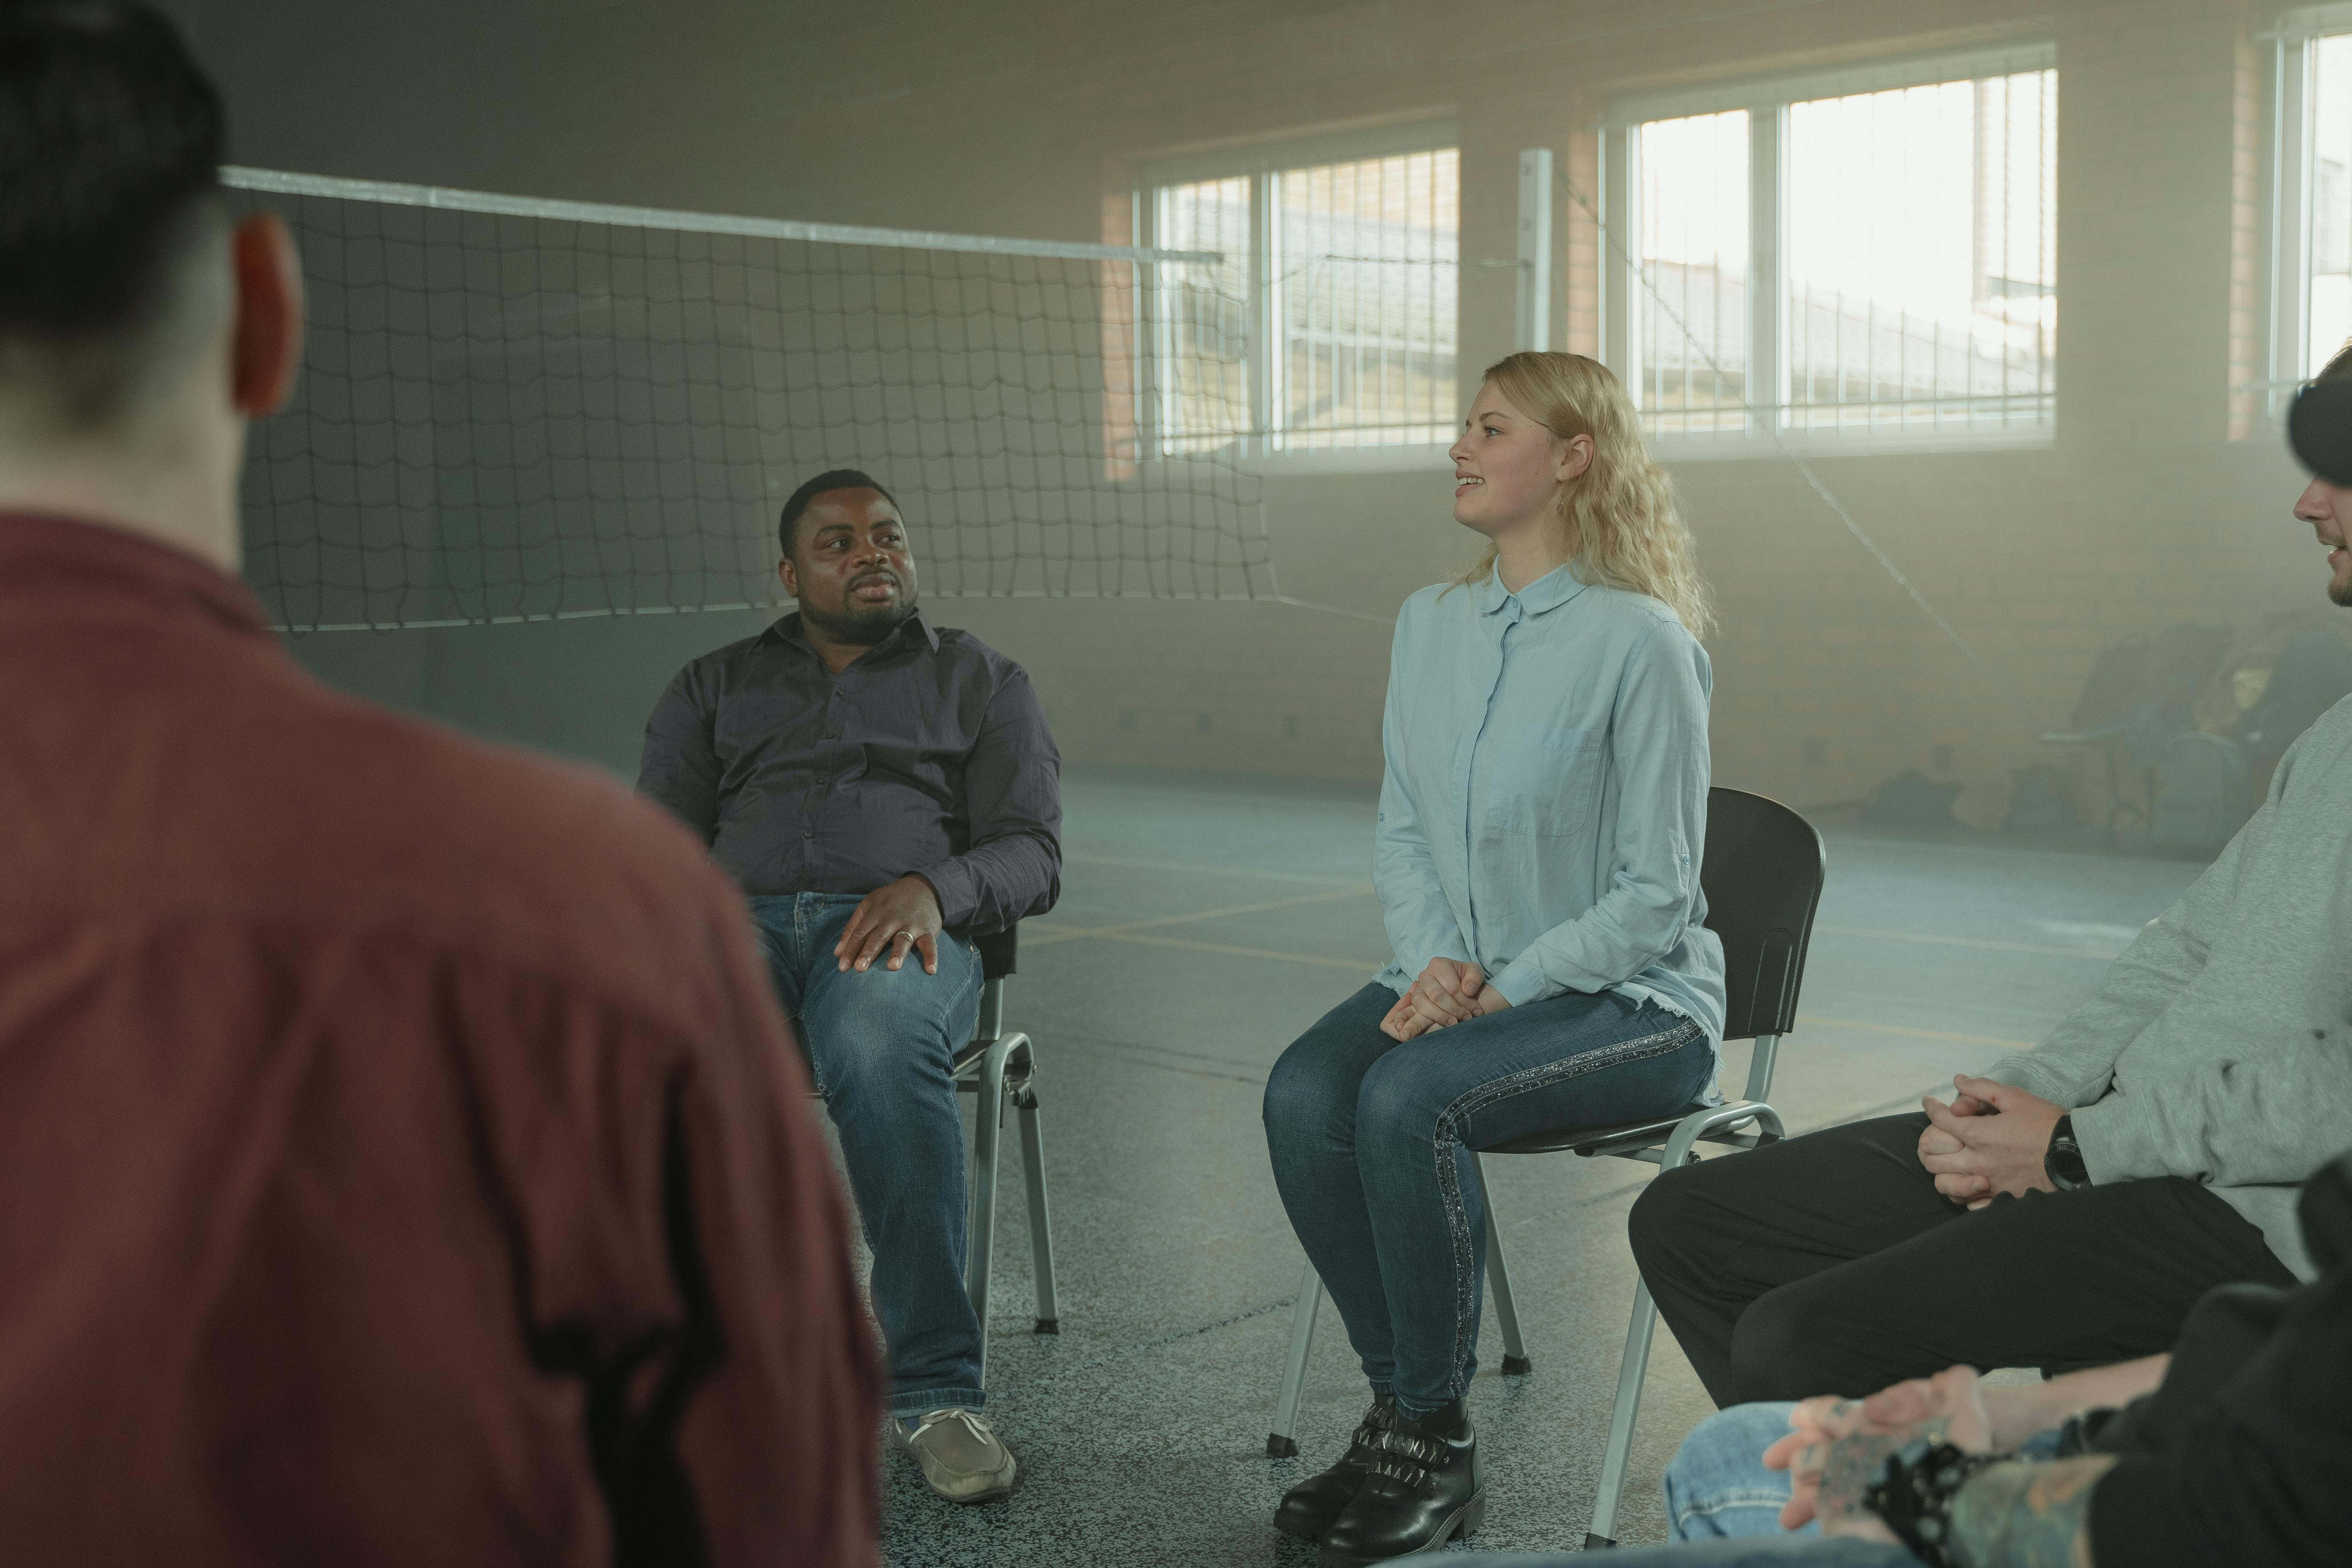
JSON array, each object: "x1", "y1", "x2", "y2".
[{"x1": 863, "y1": 767, "x2": 2206, "y2": 1567}]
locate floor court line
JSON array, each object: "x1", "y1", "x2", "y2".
[
  {"x1": 1064, "y1": 854, "x2": 2116, "y2": 961},
  {"x1": 1028, "y1": 926, "x2": 1379, "y2": 970},
  {"x1": 1065, "y1": 852, "x2": 1371, "y2": 887},
  {"x1": 1035, "y1": 922, "x2": 2041, "y2": 1050},
  {"x1": 1795, "y1": 1014, "x2": 2035, "y2": 1051},
  {"x1": 1022, "y1": 884, "x2": 1375, "y2": 947},
  {"x1": 1813, "y1": 925, "x2": 2118, "y2": 961}
]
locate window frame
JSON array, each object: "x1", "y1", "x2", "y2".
[
  {"x1": 1599, "y1": 41, "x2": 2060, "y2": 458},
  {"x1": 2259, "y1": 4, "x2": 2352, "y2": 420},
  {"x1": 1136, "y1": 119, "x2": 1460, "y2": 468}
]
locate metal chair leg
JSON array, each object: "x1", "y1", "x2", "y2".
[
  {"x1": 1012, "y1": 1048, "x2": 1060, "y2": 1334},
  {"x1": 1268, "y1": 1257, "x2": 1323, "y2": 1457},
  {"x1": 1584, "y1": 1277, "x2": 1658, "y2": 1550},
  {"x1": 1470, "y1": 1152, "x2": 1531, "y2": 1375},
  {"x1": 965, "y1": 1036, "x2": 1013, "y2": 1389}
]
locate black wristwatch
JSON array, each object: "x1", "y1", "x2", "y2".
[{"x1": 2044, "y1": 1114, "x2": 2090, "y2": 1190}]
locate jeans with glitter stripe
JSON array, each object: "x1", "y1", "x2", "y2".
[{"x1": 1265, "y1": 982, "x2": 1716, "y2": 1418}]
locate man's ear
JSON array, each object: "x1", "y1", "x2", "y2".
[
  {"x1": 777, "y1": 556, "x2": 799, "y2": 599},
  {"x1": 230, "y1": 211, "x2": 304, "y2": 417}
]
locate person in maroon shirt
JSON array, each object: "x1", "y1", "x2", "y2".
[{"x1": 0, "y1": 6, "x2": 882, "y2": 1564}]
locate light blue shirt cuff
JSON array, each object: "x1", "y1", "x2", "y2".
[{"x1": 1490, "y1": 960, "x2": 1552, "y2": 1009}]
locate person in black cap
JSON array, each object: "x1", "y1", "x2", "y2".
[{"x1": 1625, "y1": 336, "x2": 2352, "y2": 1421}]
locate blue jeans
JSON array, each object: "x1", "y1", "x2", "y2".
[
  {"x1": 1263, "y1": 982, "x2": 1717, "y2": 1417},
  {"x1": 1666, "y1": 1401, "x2": 2073, "y2": 1542},
  {"x1": 1667, "y1": 1403, "x2": 1812, "y2": 1540},
  {"x1": 751, "y1": 892, "x2": 985, "y2": 1418}
]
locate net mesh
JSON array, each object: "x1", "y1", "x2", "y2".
[{"x1": 229, "y1": 176, "x2": 1269, "y2": 631}]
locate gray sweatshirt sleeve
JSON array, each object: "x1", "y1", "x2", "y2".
[
  {"x1": 1979, "y1": 795, "x2": 2264, "y2": 1108},
  {"x1": 2073, "y1": 1012, "x2": 2352, "y2": 1188},
  {"x1": 1984, "y1": 729, "x2": 2352, "y2": 1192}
]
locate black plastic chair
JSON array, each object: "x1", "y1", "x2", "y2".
[
  {"x1": 1263, "y1": 789, "x2": 1825, "y2": 1550},
  {"x1": 955, "y1": 927, "x2": 1059, "y2": 1385}
]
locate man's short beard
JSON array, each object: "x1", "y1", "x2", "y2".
[
  {"x1": 2333, "y1": 576, "x2": 2352, "y2": 609},
  {"x1": 800, "y1": 591, "x2": 918, "y2": 645}
]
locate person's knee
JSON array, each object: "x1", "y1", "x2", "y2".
[
  {"x1": 1351, "y1": 1054, "x2": 1436, "y2": 1160},
  {"x1": 1262, "y1": 1037, "x2": 1334, "y2": 1144},
  {"x1": 805, "y1": 966, "x2": 967, "y2": 1100},
  {"x1": 1664, "y1": 1402, "x2": 1802, "y2": 1541},
  {"x1": 1628, "y1": 1161, "x2": 1707, "y2": 1279},
  {"x1": 1727, "y1": 1284, "x2": 1843, "y2": 1403}
]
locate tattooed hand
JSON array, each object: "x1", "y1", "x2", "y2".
[
  {"x1": 1762, "y1": 1365, "x2": 1995, "y2": 1532},
  {"x1": 1816, "y1": 1420, "x2": 1951, "y2": 1539},
  {"x1": 1947, "y1": 1453, "x2": 2117, "y2": 1568}
]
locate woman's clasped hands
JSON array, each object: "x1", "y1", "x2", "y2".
[{"x1": 1379, "y1": 957, "x2": 1513, "y2": 1041}]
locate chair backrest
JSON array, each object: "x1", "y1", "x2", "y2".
[
  {"x1": 966, "y1": 926, "x2": 1018, "y2": 1049},
  {"x1": 1699, "y1": 787, "x2": 1826, "y2": 1044},
  {"x1": 973, "y1": 926, "x2": 1018, "y2": 982}
]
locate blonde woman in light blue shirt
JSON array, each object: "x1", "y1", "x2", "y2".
[{"x1": 1262, "y1": 352, "x2": 1727, "y2": 1564}]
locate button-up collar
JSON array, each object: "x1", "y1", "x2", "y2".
[
  {"x1": 760, "y1": 608, "x2": 942, "y2": 664},
  {"x1": 1475, "y1": 558, "x2": 1593, "y2": 621}
]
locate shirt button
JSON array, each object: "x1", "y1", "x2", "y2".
[
  {"x1": 802, "y1": 829, "x2": 814, "y2": 839},
  {"x1": 824, "y1": 731, "x2": 838, "y2": 740}
]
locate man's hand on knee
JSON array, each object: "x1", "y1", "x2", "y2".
[
  {"x1": 835, "y1": 875, "x2": 946, "y2": 974},
  {"x1": 1916, "y1": 1074, "x2": 2065, "y2": 1207}
]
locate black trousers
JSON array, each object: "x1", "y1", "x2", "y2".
[{"x1": 1627, "y1": 1113, "x2": 2299, "y2": 1406}]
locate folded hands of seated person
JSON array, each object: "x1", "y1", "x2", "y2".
[
  {"x1": 1380, "y1": 957, "x2": 1512, "y2": 1041},
  {"x1": 1764, "y1": 1363, "x2": 1998, "y2": 1538},
  {"x1": 1915, "y1": 1073, "x2": 2066, "y2": 1210}
]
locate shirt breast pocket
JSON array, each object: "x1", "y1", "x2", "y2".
[{"x1": 1487, "y1": 726, "x2": 1600, "y2": 839}]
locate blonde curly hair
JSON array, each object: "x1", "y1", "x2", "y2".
[{"x1": 1453, "y1": 351, "x2": 1715, "y2": 638}]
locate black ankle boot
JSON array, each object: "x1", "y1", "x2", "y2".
[
  {"x1": 1274, "y1": 1394, "x2": 1398, "y2": 1541},
  {"x1": 1315, "y1": 1401, "x2": 1482, "y2": 1566}
]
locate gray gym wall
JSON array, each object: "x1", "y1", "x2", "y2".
[{"x1": 163, "y1": 0, "x2": 2326, "y2": 811}]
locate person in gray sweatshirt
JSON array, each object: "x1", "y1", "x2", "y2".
[{"x1": 1628, "y1": 343, "x2": 2352, "y2": 1407}]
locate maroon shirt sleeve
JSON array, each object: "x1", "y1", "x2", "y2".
[{"x1": 447, "y1": 864, "x2": 883, "y2": 1567}]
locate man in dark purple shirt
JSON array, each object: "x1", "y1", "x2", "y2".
[{"x1": 637, "y1": 470, "x2": 1061, "y2": 1503}]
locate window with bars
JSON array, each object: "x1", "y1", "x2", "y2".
[
  {"x1": 1609, "y1": 48, "x2": 2057, "y2": 448},
  {"x1": 2266, "y1": 9, "x2": 2352, "y2": 400},
  {"x1": 1143, "y1": 127, "x2": 1459, "y2": 457}
]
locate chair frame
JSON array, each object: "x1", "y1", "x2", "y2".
[
  {"x1": 1264, "y1": 789, "x2": 1823, "y2": 1552},
  {"x1": 954, "y1": 929, "x2": 1060, "y2": 1390}
]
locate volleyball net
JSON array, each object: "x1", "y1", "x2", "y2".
[{"x1": 226, "y1": 168, "x2": 1275, "y2": 631}]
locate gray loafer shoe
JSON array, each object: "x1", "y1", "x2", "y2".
[{"x1": 890, "y1": 1407, "x2": 1020, "y2": 1504}]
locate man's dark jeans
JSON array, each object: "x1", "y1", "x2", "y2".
[{"x1": 1629, "y1": 1112, "x2": 2298, "y2": 1405}]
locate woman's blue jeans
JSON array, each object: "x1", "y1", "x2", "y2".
[
  {"x1": 1667, "y1": 1402, "x2": 1812, "y2": 1540},
  {"x1": 1263, "y1": 982, "x2": 1717, "y2": 1417},
  {"x1": 750, "y1": 892, "x2": 985, "y2": 1418}
]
